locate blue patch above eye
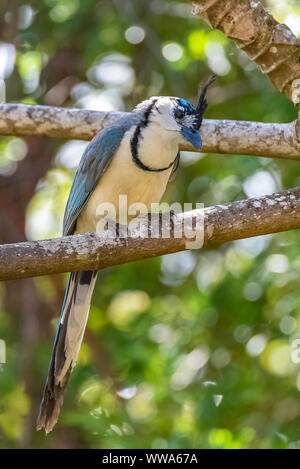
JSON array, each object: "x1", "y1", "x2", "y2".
[{"x1": 177, "y1": 98, "x2": 195, "y2": 113}]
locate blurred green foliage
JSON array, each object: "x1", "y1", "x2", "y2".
[{"x1": 1, "y1": 0, "x2": 300, "y2": 449}]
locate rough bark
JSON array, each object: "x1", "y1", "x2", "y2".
[
  {"x1": 192, "y1": 0, "x2": 300, "y2": 105},
  {"x1": 1, "y1": 186, "x2": 299, "y2": 281},
  {"x1": 0, "y1": 103, "x2": 300, "y2": 160}
]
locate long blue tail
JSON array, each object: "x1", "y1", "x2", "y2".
[{"x1": 36, "y1": 270, "x2": 98, "y2": 434}]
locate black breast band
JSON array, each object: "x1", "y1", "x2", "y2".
[{"x1": 130, "y1": 100, "x2": 177, "y2": 172}]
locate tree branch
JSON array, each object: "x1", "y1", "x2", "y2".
[
  {"x1": 1, "y1": 186, "x2": 300, "y2": 281},
  {"x1": 1, "y1": 103, "x2": 300, "y2": 160},
  {"x1": 192, "y1": 0, "x2": 300, "y2": 105}
]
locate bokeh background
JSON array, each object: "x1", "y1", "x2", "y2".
[{"x1": 1, "y1": 0, "x2": 300, "y2": 449}]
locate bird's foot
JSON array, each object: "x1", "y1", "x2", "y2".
[{"x1": 104, "y1": 218, "x2": 128, "y2": 238}]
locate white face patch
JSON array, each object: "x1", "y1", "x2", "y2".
[
  {"x1": 182, "y1": 114, "x2": 196, "y2": 128},
  {"x1": 150, "y1": 97, "x2": 182, "y2": 132}
]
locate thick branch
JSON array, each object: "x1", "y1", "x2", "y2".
[
  {"x1": 1, "y1": 187, "x2": 300, "y2": 281},
  {"x1": 0, "y1": 103, "x2": 300, "y2": 160},
  {"x1": 192, "y1": 0, "x2": 300, "y2": 105}
]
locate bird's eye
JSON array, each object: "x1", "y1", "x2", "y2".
[{"x1": 175, "y1": 108, "x2": 185, "y2": 119}]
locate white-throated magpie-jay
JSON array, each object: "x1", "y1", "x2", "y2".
[{"x1": 37, "y1": 78, "x2": 213, "y2": 433}]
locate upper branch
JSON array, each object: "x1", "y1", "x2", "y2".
[
  {"x1": 192, "y1": 0, "x2": 300, "y2": 105},
  {"x1": 1, "y1": 186, "x2": 300, "y2": 281},
  {"x1": 0, "y1": 103, "x2": 300, "y2": 160}
]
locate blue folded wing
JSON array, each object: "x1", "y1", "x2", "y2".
[{"x1": 63, "y1": 115, "x2": 138, "y2": 236}]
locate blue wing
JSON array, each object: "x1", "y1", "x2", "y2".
[{"x1": 63, "y1": 114, "x2": 139, "y2": 236}]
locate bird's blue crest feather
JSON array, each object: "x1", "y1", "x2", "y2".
[{"x1": 176, "y1": 98, "x2": 195, "y2": 113}]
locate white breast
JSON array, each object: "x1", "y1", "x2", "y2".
[{"x1": 76, "y1": 125, "x2": 178, "y2": 233}]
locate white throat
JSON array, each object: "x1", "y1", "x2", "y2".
[{"x1": 133, "y1": 121, "x2": 180, "y2": 171}]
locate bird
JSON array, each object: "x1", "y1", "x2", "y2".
[{"x1": 36, "y1": 76, "x2": 215, "y2": 434}]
